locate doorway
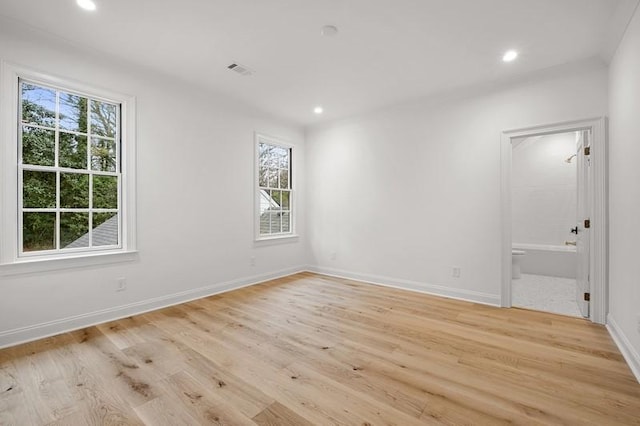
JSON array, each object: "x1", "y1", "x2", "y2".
[
  {"x1": 500, "y1": 118, "x2": 607, "y2": 324},
  {"x1": 510, "y1": 131, "x2": 587, "y2": 317}
]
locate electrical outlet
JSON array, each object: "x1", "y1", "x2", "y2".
[
  {"x1": 250, "y1": 256, "x2": 256, "y2": 267},
  {"x1": 330, "y1": 252, "x2": 337, "y2": 260},
  {"x1": 116, "y1": 278, "x2": 127, "y2": 292},
  {"x1": 452, "y1": 267, "x2": 461, "y2": 278}
]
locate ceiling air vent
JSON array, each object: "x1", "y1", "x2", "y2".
[{"x1": 227, "y1": 63, "x2": 254, "y2": 76}]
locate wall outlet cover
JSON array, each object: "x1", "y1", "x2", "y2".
[
  {"x1": 452, "y1": 267, "x2": 461, "y2": 278},
  {"x1": 116, "y1": 278, "x2": 127, "y2": 292}
]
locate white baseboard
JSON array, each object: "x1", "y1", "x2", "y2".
[
  {"x1": 0, "y1": 265, "x2": 307, "y2": 350},
  {"x1": 606, "y1": 313, "x2": 640, "y2": 383},
  {"x1": 307, "y1": 265, "x2": 500, "y2": 306}
]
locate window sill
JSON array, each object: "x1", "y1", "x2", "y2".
[
  {"x1": 254, "y1": 234, "x2": 299, "y2": 246},
  {"x1": 0, "y1": 250, "x2": 139, "y2": 277}
]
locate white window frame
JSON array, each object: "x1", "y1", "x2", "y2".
[
  {"x1": 254, "y1": 133, "x2": 297, "y2": 242},
  {"x1": 0, "y1": 62, "x2": 137, "y2": 275}
]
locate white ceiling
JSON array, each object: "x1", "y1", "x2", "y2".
[{"x1": 0, "y1": 0, "x2": 637, "y2": 125}]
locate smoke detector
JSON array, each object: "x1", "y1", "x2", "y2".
[{"x1": 227, "y1": 63, "x2": 254, "y2": 76}]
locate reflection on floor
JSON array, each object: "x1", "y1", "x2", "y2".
[{"x1": 512, "y1": 273, "x2": 582, "y2": 317}]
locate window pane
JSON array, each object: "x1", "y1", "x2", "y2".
[
  {"x1": 59, "y1": 92, "x2": 88, "y2": 133},
  {"x1": 279, "y1": 169, "x2": 289, "y2": 189},
  {"x1": 260, "y1": 189, "x2": 274, "y2": 214},
  {"x1": 23, "y1": 170, "x2": 56, "y2": 208},
  {"x1": 91, "y1": 101, "x2": 117, "y2": 138},
  {"x1": 91, "y1": 137, "x2": 117, "y2": 172},
  {"x1": 59, "y1": 132, "x2": 87, "y2": 169},
  {"x1": 272, "y1": 212, "x2": 282, "y2": 233},
  {"x1": 92, "y1": 212, "x2": 119, "y2": 246},
  {"x1": 258, "y1": 143, "x2": 269, "y2": 168},
  {"x1": 276, "y1": 147, "x2": 290, "y2": 168},
  {"x1": 281, "y1": 191, "x2": 290, "y2": 210},
  {"x1": 271, "y1": 190, "x2": 282, "y2": 208},
  {"x1": 258, "y1": 167, "x2": 268, "y2": 187},
  {"x1": 259, "y1": 211, "x2": 270, "y2": 235},
  {"x1": 23, "y1": 212, "x2": 56, "y2": 252},
  {"x1": 60, "y1": 173, "x2": 89, "y2": 208},
  {"x1": 60, "y1": 212, "x2": 89, "y2": 248},
  {"x1": 259, "y1": 143, "x2": 272, "y2": 167},
  {"x1": 22, "y1": 126, "x2": 55, "y2": 166},
  {"x1": 267, "y1": 168, "x2": 278, "y2": 189},
  {"x1": 282, "y1": 211, "x2": 290, "y2": 232},
  {"x1": 93, "y1": 175, "x2": 118, "y2": 209},
  {"x1": 21, "y1": 83, "x2": 56, "y2": 127}
]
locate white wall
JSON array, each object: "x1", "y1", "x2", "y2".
[
  {"x1": 0, "y1": 19, "x2": 309, "y2": 347},
  {"x1": 512, "y1": 132, "x2": 578, "y2": 247},
  {"x1": 306, "y1": 62, "x2": 608, "y2": 305},
  {"x1": 608, "y1": 5, "x2": 640, "y2": 378}
]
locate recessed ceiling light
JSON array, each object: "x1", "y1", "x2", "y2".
[
  {"x1": 76, "y1": 0, "x2": 96, "y2": 11},
  {"x1": 321, "y1": 25, "x2": 338, "y2": 37},
  {"x1": 502, "y1": 50, "x2": 518, "y2": 62},
  {"x1": 313, "y1": 106, "x2": 324, "y2": 114}
]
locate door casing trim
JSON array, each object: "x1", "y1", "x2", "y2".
[{"x1": 500, "y1": 117, "x2": 607, "y2": 324}]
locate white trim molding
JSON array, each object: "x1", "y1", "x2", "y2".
[
  {"x1": 607, "y1": 314, "x2": 640, "y2": 383},
  {"x1": 500, "y1": 117, "x2": 608, "y2": 324},
  {"x1": 0, "y1": 265, "x2": 307, "y2": 350},
  {"x1": 308, "y1": 265, "x2": 501, "y2": 306},
  {"x1": 0, "y1": 249, "x2": 139, "y2": 277}
]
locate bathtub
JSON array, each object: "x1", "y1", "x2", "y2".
[{"x1": 512, "y1": 243, "x2": 576, "y2": 279}]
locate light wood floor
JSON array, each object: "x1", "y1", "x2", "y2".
[{"x1": 1, "y1": 272, "x2": 639, "y2": 425}]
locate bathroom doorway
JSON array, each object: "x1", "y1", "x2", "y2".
[
  {"x1": 500, "y1": 118, "x2": 607, "y2": 324},
  {"x1": 510, "y1": 131, "x2": 586, "y2": 317}
]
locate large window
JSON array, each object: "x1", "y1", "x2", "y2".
[
  {"x1": 19, "y1": 80, "x2": 120, "y2": 254},
  {"x1": 256, "y1": 134, "x2": 294, "y2": 239},
  {"x1": 0, "y1": 64, "x2": 136, "y2": 270}
]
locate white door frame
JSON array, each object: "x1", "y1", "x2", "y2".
[{"x1": 500, "y1": 117, "x2": 607, "y2": 324}]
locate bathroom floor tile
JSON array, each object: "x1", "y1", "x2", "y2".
[{"x1": 512, "y1": 274, "x2": 582, "y2": 317}]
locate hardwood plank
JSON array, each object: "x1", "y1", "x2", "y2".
[
  {"x1": 67, "y1": 328, "x2": 158, "y2": 407},
  {"x1": 160, "y1": 370, "x2": 256, "y2": 425},
  {"x1": 6, "y1": 338, "x2": 78, "y2": 424},
  {"x1": 133, "y1": 395, "x2": 201, "y2": 426},
  {"x1": 96, "y1": 316, "x2": 151, "y2": 350},
  {"x1": 252, "y1": 402, "x2": 314, "y2": 426},
  {"x1": 0, "y1": 272, "x2": 639, "y2": 425},
  {"x1": 61, "y1": 332, "x2": 146, "y2": 425},
  {"x1": 0, "y1": 378, "x2": 34, "y2": 426},
  {"x1": 177, "y1": 346, "x2": 275, "y2": 418}
]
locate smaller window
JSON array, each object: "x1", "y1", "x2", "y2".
[{"x1": 256, "y1": 134, "x2": 294, "y2": 239}]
